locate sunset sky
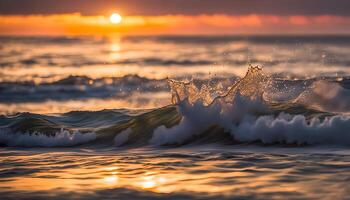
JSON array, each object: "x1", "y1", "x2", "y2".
[{"x1": 1, "y1": 0, "x2": 350, "y2": 36}]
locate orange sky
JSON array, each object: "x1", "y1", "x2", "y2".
[{"x1": 1, "y1": 13, "x2": 350, "y2": 36}]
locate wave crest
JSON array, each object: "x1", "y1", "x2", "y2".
[
  {"x1": 3, "y1": 66, "x2": 350, "y2": 147},
  {"x1": 168, "y1": 65, "x2": 267, "y2": 106},
  {"x1": 151, "y1": 66, "x2": 350, "y2": 146},
  {"x1": 0, "y1": 129, "x2": 96, "y2": 147}
]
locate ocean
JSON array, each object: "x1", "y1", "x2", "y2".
[{"x1": 1, "y1": 35, "x2": 350, "y2": 199}]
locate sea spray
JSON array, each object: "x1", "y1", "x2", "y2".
[
  {"x1": 151, "y1": 66, "x2": 350, "y2": 146},
  {"x1": 295, "y1": 80, "x2": 350, "y2": 112},
  {"x1": 2, "y1": 67, "x2": 350, "y2": 147},
  {"x1": 150, "y1": 66, "x2": 270, "y2": 145}
]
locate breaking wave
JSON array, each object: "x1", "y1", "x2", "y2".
[
  {"x1": 1, "y1": 66, "x2": 350, "y2": 147},
  {"x1": 231, "y1": 114, "x2": 350, "y2": 145},
  {"x1": 151, "y1": 66, "x2": 350, "y2": 146}
]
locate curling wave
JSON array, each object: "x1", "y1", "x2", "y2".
[
  {"x1": 151, "y1": 66, "x2": 350, "y2": 146},
  {"x1": 1, "y1": 66, "x2": 350, "y2": 147}
]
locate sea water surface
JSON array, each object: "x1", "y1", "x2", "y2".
[{"x1": 1, "y1": 35, "x2": 350, "y2": 199}]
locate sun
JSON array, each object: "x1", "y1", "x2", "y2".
[{"x1": 110, "y1": 13, "x2": 122, "y2": 24}]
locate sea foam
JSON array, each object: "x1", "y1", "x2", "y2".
[
  {"x1": 150, "y1": 66, "x2": 350, "y2": 146},
  {"x1": 230, "y1": 114, "x2": 350, "y2": 145}
]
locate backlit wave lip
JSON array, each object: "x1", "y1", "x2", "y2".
[{"x1": 1, "y1": 67, "x2": 350, "y2": 148}]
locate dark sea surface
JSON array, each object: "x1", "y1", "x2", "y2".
[{"x1": 1, "y1": 35, "x2": 350, "y2": 199}]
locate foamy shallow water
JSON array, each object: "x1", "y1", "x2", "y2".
[{"x1": 1, "y1": 146, "x2": 350, "y2": 200}]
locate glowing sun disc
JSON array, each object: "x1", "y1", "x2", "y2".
[{"x1": 110, "y1": 13, "x2": 122, "y2": 24}]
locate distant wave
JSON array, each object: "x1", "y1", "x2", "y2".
[
  {"x1": 0, "y1": 75, "x2": 168, "y2": 103},
  {"x1": 2, "y1": 57, "x2": 215, "y2": 68},
  {"x1": 4, "y1": 56, "x2": 350, "y2": 69},
  {"x1": 149, "y1": 35, "x2": 350, "y2": 44}
]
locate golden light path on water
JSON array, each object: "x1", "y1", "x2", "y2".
[
  {"x1": 1, "y1": 149, "x2": 348, "y2": 199},
  {"x1": 0, "y1": 151, "x2": 325, "y2": 197}
]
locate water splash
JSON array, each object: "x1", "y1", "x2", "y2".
[
  {"x1": 168, "y1": 65, "x2": 268, "y2": 106},
  {"x1": 152, "y1": 65, "x2": 271, "y2": 145},
  {"x1": 2, "y1": 66, "x2": 350, "y2": 147},
  {"x1": 151, "y1": 65, "x2": 350, "y2": 146}
]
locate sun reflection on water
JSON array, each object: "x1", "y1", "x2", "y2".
[
  {"x1": 138, "y1": 172, "x2": 168, "y2": 190},
  {"x1": 104, "y1": 175, "x2": 119, "y2": 184},
  {"x1": 0, "y1": 151, "x2": 348, "y2": 199},
  {"x1": 109, "y1": 37, "x2": 122, "y2": 61}
]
